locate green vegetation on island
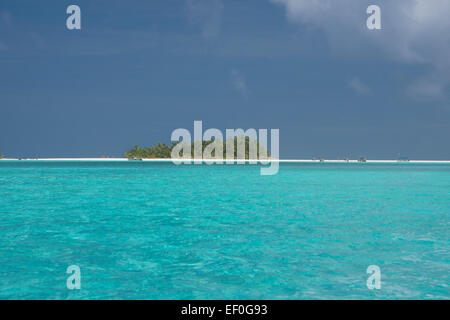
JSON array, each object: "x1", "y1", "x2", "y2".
[
  {"x1": 125, "y1": 137, "x2": 270, "y2": 159},
  {"x1": 0, "y1": 152, "x2": 3, "y2": 159},
  {"x1": 125, "y1": 143, "x2": 177, "y2": 159}
]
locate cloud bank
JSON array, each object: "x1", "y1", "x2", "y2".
[{"x1": 271, "y1": 0, "x2": 450, "y2": 100}]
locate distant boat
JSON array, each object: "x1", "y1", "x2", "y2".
[
  {"x1": 358, "y1": 157, "x2": 367, "y2": 162},
  {"x1": 398, "y1": 156, "x2": 409, "y2": 162},
  {"x1": 128, "y1": 157, "x2": 143, "y2": 161}
]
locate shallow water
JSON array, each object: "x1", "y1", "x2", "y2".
[{"x1": 0, "y1": 162, "x2": 449, "y2": 299}]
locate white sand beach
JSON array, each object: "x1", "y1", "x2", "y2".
[{"x1": 1, "y1": 158, "x2": 449, "y2": 164}]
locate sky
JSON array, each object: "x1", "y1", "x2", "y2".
[{"x1": 0, "y1": 0, "x2": 449, "y2": 159}]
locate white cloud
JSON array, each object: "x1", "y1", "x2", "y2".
[
  {"x1": 230, "y1": 69, "x2": 248, "y2": 97},
  {"x1": 271, "y1": 0, "x2": 450, "y2": 100},
  {"x1": 186, "y1": 0, "x2": 223, "y2": 39},
  {"x1": 349, "y1": 77, "x2": 371, "y2": 95},
  {"x1": 0, "y1": 11, "x2": 12, "y2": 28},
  {"x1": 406, "y1": 77, "x2": 446, "y2": 101}
]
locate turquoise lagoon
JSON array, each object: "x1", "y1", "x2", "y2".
[{"x1": 0, "y1": 161, "x2": 448, "y2": 299}]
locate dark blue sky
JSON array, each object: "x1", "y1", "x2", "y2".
[{"x1": 0, "y1": 0, "x2": 449, "y2": 159}]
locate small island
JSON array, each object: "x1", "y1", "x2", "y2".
[{"x1": 125, "y1": 137, "x2": 270, "y2": 160}]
